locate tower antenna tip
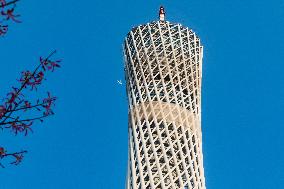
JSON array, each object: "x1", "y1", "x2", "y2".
[{"x1": 159, "y1": 6, "x2": 165, "y2": 21}]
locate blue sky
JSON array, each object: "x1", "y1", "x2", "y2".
[{"x1": 0, "y1": 0, "x2": 283, "y2": 188}]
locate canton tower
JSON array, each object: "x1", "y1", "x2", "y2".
[{"x1": 123, "y1": 7, "x2": 206, "y2": 189}]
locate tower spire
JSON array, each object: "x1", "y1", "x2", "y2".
[{"x1": 159, "y1": 6, "x2": 165, "y2": 21}]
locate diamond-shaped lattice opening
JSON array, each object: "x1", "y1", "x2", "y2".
[
  {"x1": 154, "y1": 176, "x2": 160, "y2": 185},
  {"x1": 156, "y1": 148, "x2": 162, "y2": 156},
  {"x1": 154, "y1": 139, "x2": 160, "y2": 148},
  {"x1": 190, "y1": 178, "x2": 195, "y2": 188},
  {"x1": 163, "y1": 139, "x2": 170, "y2": 149},
  {"x1": 159, "y1": 157, "x2": 165, "y2": 164},
  {"x1": 170, "y1": 133, "x2": 176, "y2": 141},
  {"x1": 175, "y1": 179, "x2": 181, "y2": 188},
  {"x1": 171, "y1": 168, "x2": 178, "y2": 179},
  {"x1": 182, "y1": 147, "x2": 187, "y2": 156},
  {"x1": 169, "y1": 158, "x2": 175, "y2": 169},
  {"x1": 178, "y1": 162, "x2": 184, "y2": 172},
  {"x1": 161, "y1": 165, "x2": 168, "y2": 177},
  {"x1": 147, "y1": 147, "x2": 153, "y2": 157},
  {"x1": 166, "y1": 150, "x2": 172, "y2": 160},
  {"x1": 151, "y1": 164, "x2": 158, "y2": 175},
  {"x1": 164, "y1": 175, "x2": 171, "y2": 186},
  {"x1": 180, "y1": 137, "x2": 185, "y2": 146}
]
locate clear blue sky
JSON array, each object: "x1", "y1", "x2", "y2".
[{"x1": 0, "y1": 0, "x2": 283, "y2": 188}]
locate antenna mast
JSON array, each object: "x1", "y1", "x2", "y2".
[{"x1": 159, "y1": 6, "x2": 165, "y2": 21}]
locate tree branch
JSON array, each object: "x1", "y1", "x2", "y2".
[
  {"x1": 0, "y1": 149, "x2": 27, "y2": 168},
  {"x1": 6, "y1": 102, "x2": 45, "y2": 113},
  {"x1": 0, "y1": 50, "x2": 56, "y2": 125},
  {"x1": 0, "y1": 0, "x2": 20, "y2": 8},
  {"x1": 0, "y1": 115, "x2": 48, "y2": 126},
  {"x1": 2, "y1": 150, "x2": 27, "y2": 157}
]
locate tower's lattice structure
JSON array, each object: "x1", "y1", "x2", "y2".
[{"x1": 123, "y1": 7, "x2": 206, "y2": 189}]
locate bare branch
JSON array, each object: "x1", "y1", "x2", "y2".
[
  {"x1": 6, "y1": 102, "x2": 47, "y2": 113},
  {"x1": 0, "y1": 149, "x2": 27, "y2": 168},
  {"x1": 0, "y1": 0, "x2": 20, "y2": 8},
  {"x1": 0, "y1": 50, "x2": 57, "y2": 125},
  {"x1": 0, "y1": 115, "x2": 48, "y2": 126}
]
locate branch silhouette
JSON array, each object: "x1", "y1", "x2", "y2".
[{"x1": 0, "y1": 51, "x2": 61, "y2": 167}]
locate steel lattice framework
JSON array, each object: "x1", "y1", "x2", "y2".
[{"x1": 123, "y1": 17, "x2": 205, "y2": 189}]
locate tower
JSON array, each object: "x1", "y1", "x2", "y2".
[{"x1": 123, "y1": 7, "x2": 206, "y2": 189}]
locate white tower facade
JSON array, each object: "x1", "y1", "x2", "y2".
[{"x1": 123, "y1": 7, "x2": 206, "y2": 189}]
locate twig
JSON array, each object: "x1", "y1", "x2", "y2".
[
  {"x1": 0, "y1": 0, "x2": 20, "y2": 8},
  {"x1": 5, "y1": 102, "x2": 45, "y2": 113},
  {"x1": 0, "y1": 50, "x2": 56, "y2": 125},
  {"x1": 0, "y1": 115, "x2": 48, "y2": 126}
]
